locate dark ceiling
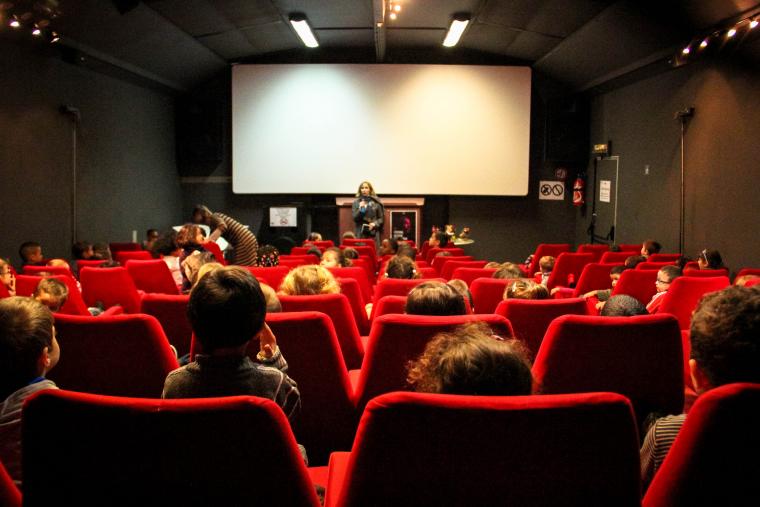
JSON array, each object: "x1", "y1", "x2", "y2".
[{"x1": 3, "y1": 0, "x2": 760, "y2": 92}]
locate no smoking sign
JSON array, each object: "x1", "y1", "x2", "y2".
[{"x1": 538, "y1": 180, "x2": 565, "y2": 201}]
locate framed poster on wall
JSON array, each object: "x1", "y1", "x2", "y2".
[{"x1": 390, "y1": 210, "x2": 418, "y2": 244}]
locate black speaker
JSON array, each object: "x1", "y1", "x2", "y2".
[{"x1": 545, "y1": 97, "x2": 589, "y2": 163}]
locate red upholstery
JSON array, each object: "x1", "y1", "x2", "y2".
[
  {"x1": 73, "y1": 259, "x2": 107, "y2": 271},
  {"x1": 291, "y1": 246, "x2": 324, "y2": 255},
  {"x1": 554, "y1": 262, "x2": 620, "y2": 299},
  {"x1": 440, "y1": 260, "x2": 488, "y2": 280},
  {"x1": 600, "y1": 251, "x2": 635, "y2": 263},
  {"x1": 280, "y1": 255, "x2": 319, "y2": 268},
  {"x1": 611, "y1": 269, "x2": 658, "y2": 305},
  {"x1": 0, "y1": 459, "x2": 21, "y2": 507},
  {"x1": 347, "y1": 257, "x2": 374, "y2": 282},
  {"x1": 495, "y1": 297, "x2": 588, "y2": 359},
  {"x1": 114, "y1": 250, "x2": 152, "y2": 265},
  {"x1": 735, "y1": 267, "x2": 760, "y2": 282},
  {"x1": 683, "y1": 268, "x2": 730, "y2": 278},
  {"x1": 746, "y1": 278, "x2": 760, "y2": 288},
  {"x1": 657, "y1": 276, "x2": 730, "y2": 330},
  {"x1": 279, "y1": 293, "x2": 365, "y2": 370},
  {"x1": 50, "y1": 313, "x2": 179, "y2": 397},
  {"x1": 371, "y1": 277, "x2": 445, "y2": 308},
  {"x1": 637, "y1": 261, "x2": 673, "y2": 270},
  {"x1": 266, "y1": 312, "x2": 357, "y2": 465},
  {"x1": 351, "y1": 314, "x2": 513, "y2": 412},
  {"x1": 576, "y1": 243, "x2": 610, "y2": 262},
  {"x1": 140, "y1": 293, "x2": 193, "y2": 357},
  {"x1": 416, "y1": 267, "x2": 438, "y2": 278},
  {"x1": 337, "y1": 277, "x2": 370, "y2": 335},
  {"x1": 523, "y1": 243, "x2": 571, "y2": 276},
  {"x1": 545, "y1": 252, "x2": 594, "y2": 290},
  {"x1": 341, "y1": 245, "x2": 375, "y2": 262},
  {"x1": 648, "y1": 253, "x2": 681, "y2": 262},
  {"x1": 22, "y1": 390, "x2": 320, "y2": 506},
  {"x1": 22, "y1": 264, "x2": 74, "y2": 278},
  {"x1": 108, "y1": 241, "x2": 141, "y2": 253},
  {"x1": 308, "y1": 240, "x2": 335, "y2": 248},
  {"x1": 0, "y1": 283, "x2": 11, "y2": 298},
  {"x1": 533, "y1": 314, "x2": 684, "y2": 425},
  {"x1": 643, "y1": 383, "x2": 760, "y2": 507},
  {"x1": 325, "y1": 391, "x2": 640, "y2": 507},
  {"x1": 341, "y1": 238, "x2": 376, "y2": 253},
  {"x1": 424, "y1": 247, "x2": 465, "y2": 264},
  {"x1": 683, "y1": 261, "x2": 700, "y2": 270},
  {"x1": 372, "y1": 295, "x2": 407, "y2": 318},
  {"x1": 80, "y1": 266, "x2": 143, "y2": 313},
  {"x1": 201, "y1": 241, "x2": 227, "y2": 265},
  {"x1": 430, "y1": 255, "x2": 473, "y2": 274},
  {"x1": 245, "y1": 265, "x2": 291, "y2": 289},
  {"x1": 125, "y1": 259, "x2": 180, "y2": 295},
  {"x1": 14, "y1": 274, "x2": 89, "y2": 316},
  {"x1": 470, "y1": 277, "x2": 512, "y2": 314},
  {"x1": 449, "y1": 267, "x2": 497, "y2": 286},
  {"x1": 328, "y1": 267, "x2": 373, "y2": 304},
  {"x1": 617, "y1": 243, "x2": 642, "y2": 252}
]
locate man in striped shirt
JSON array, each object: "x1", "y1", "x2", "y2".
[
  {"x1": 640, "y1": 285, "x2": 760, "y2": 488},
  {"x1": 193, "y1": 205, "x2": 259, "y2": 266}
]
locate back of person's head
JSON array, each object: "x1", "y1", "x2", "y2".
[
  {"x1": 484, "y1": 261, "x2": 502, "y2": 269},
  {"x1": 259, "y1": 283, "x2": 282, "y2": 313},
  {"x1": 600, "y1": 294, "x2": 648, "y2": 316},
  {"x1": 305, "y1": 246, "x2": 322, "y2": 260},
  {"x1": 492, "y1": 262, "x2": 523, "y2": 279},
  {"x1": 624, "y1": 255, "x2": 647, "y2": 269},
  {"x1": 659, "y1": 265, "x2": 682, "y2": 284},
  {"x1": 192, "y1": 204, "x2": 213, "y2": 223},
  {"x1": 342, "y1": 231, "x2": 356, "y2": 240},
  {"x1": 433, "y1": 231, "x2": 449, "y2": 248},
  {"x1": 71, "y1": 241, "x2": 93, "y2": 260},
  {"x1": 698, "y1": 248, "x2": 725, "y2": 270},
  {"x1": 342, "y1": 247, "x2": 360, "y2": 260},
  {"x1": 380, "y1": 238, "x2": 399, "y2": 256},
  {"x1": 92, "y1": 243, "x2": 113, "y2": 261},
  {"x1": 188, "y1": 266, "x2": 266, "y2": 352},
  {"x1": 504, "y1": 279, "x2": 549, "y2": 300},
  {"x1": 642, "y1": 240, "x2": 662, "y2": 255},
  {"x1": 405, "y1": 281, "x2": 467, "y2": 316},
  {"x1": 257, "y1": 244, "x2": 280, "y2": 267},
  {"x1": 385, "y1": 255, "x2": 419, "y2": 279},
  {"x1": 151, "y1": 230, "x2": 179, "y2": 257},
  {"x1": 675, "y1": 255, "x2": 692, "y2": 270},
  {"x1": 538, "y1": 256, "x2": 555, "y2": 273},
  {"x1": 447, "y1": 279, "x2": 473, "y2": 309},
  {"x1": 279, "y1": 265, "x2": 339, "y2": 295},
  {"x1": 690, "y1": 286, "x2": 760, "y2": 387},
  {"x1": 396, "y1": 244, "x2": 416, "y2": 259},
  {"x1": 0, "y1": 297, "x2": 55, "y2": 399},
  {"x1": 307, "y1": 232, "x2": 323, "y2": 242},
  {"x1": 146, "y1": 229, "x2": 159, "y2": 240},
  {"x1": 193, "y1": 261, "x2": 224, "y2": 287},
  {"x1": 47, "y1": 259, "x2": 70, "y2": 270},
  {"x1": 407, "y1": 322, "x2": 532, "y2": 395},
  {"x1": 610, "y1": 265, "x2": 627, "y2": 276},
  {"x1": 33, "y1": 279, "x2": 69, "y2": 312},
  {"x1": 735, "y1": 274, "x2": 759, "y2": 287},
  {"x1": 321, "y1": 247, "x2": 350, "y2": 268},
  {"x1": 176, "y1": 224, "x2": 202, "y2": 248},
  {"x1": 19, "y1": 241, "x2": 41, "y2": 263}
]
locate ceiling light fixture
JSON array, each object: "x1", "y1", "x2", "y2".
[
  {"x1": 699, "y1": 38, "x2": 709, "y2": 48},
  {"x1": 389, "y1": 12, "x2": 397, "y2": 20},
  {"x1": 727, "y1": 27, "x2": 737, "y2": 37},
  {"x1": 681, "y1": 46, "x2": 690, "y2": 55},
  {"x1": 9, "y1": 17, "x2": 20, "y2": 28},
  {"x1": 289, "y1": 14, "x2": 318, "y2": 48},
  {"x1": 750, "y1": 19, "x2": 758, "y2": 29},
  {"x1": 443, "y1": 14, "x2": 470, "y2": 47}
]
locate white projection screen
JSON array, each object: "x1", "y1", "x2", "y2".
[{"x1": 232, "y1": 64, "x2": 531, "y2": 196}]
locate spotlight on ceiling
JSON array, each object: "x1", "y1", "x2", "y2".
[
  {"x1": 443, "y1": 14, "x2": 470, "y2": 47},
  {"x1": 289, "y1": 14, "x2": 318, "y2": 48}
]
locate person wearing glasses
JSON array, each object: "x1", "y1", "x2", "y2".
[
  {"x1": 0, "y1": 259, "x2": 15, "y2": 297},
  {"x1": 647, "y1": 265, "x2": 682, "y2": 313}
]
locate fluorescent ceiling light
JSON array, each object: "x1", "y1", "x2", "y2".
[
  {"x1": 290, "y1": 16, "x2": 319, "y2": 48},
  {"x1": 443, "y1": 16, "x2": 470, "y2": 47}
]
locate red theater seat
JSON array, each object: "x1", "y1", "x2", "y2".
[
  {"x1": 337, "y1": 277, "x2": 370, "y2": 335},
  {"x1": 734, "y1": 267, "x2": 760, "y2": 282},
  {"x1": 637, "y1": 261, "x2": 673, "y2": 270},
  {"x1": 125, "y1": 259, "x2": 180, "y2": 295},
  {"x1": 532, "y1": 314, "x2": 683, "y2": 426},
  {"x1": 656, "y1": 276, "x2": 730, "y2": 330},
  {"x1": 643, "y1": 383, "x2": 760, "y2": 507},
  {"x1": 430, "y1": 255, "x2": 473, "y2": 274},
  {"x1": 372, "y1": 277, "x2": 445, "y2": 305},
  {"x1": 648, "y1": 253, "x2": 681, "y2": 262},
  {"x1": 140, "y1": 293, "x2": 193, "y2": 357},
  {"x1": 449, "y1": 267, "x2": 498, "y2": 286},
  {"x1": 600, "y1": 251, "x2": 635, "y2": 263},
  {"x1": 553, "y1": 262, "x2": 620, "y2": 300},
  {"x1": 114, "y1": 250, "x2": 152, "y2": 265},
  {"x1": 22, "y1": 390, "x2": 320, "y2": 506},
  {"x1": 325, "y1": 391, "x2": 640, "y2": 507},
  {"x1": 328, "y1": 267, "x2": 373, "y2": 304},
  {"x1": 372, "y1": 295, "x2": 407, "y2": 318},
  {"x1": 617, "y1": 243, "x2": 642, "y2": 252},
  {"x1": 683, "y1": 268, "x2": 730, "y2": 278},
  {"x1": 22, "y1": 264, "x2": 74, "y2": 278},
  {"x1": 201, "y1": 241, "x2": 227, "y2": 265},
  {"x1": 424, "y1": 247, "x2": 465, "y2": 264},
  {"x1": 545, "y1": 252, "x2": 594, "y2": 290},
  {"x1": 611, "y1": 269, "x2": 658, "y2": 305},
  {"x1": 350, "y1": 314, "x2": 513, "y2": 413},
  {"x1": 108, "y1": 242, "x2": 141, "y2": 254},
  {"x1": 495, "y1": 297, "x2": 588, "y2": 359},
  {"x1": 522, "y1": 243, "x2": 571, "y2": 276},
  {"x1": 576, "y1": 243, "x2": 610, "y2": 262},
  {"x1": 80, "y1": 266, "x2": 143, "y2": 313},
  {"x1": 440, "y1": 260, "x2": 488, "y2": 280},
  {"x1": 279, "y1": 293, "x2": 365, "y2": 370},
  {"x1": 14, "y1": 274, "x2": 90, "y2": 316},
  {"x1": 50, "y1": 313, "x2": 178, "y2": 398},
  {"x1": 470, "y1": 277, "x2": 512, "y2": 314},
  {"x1": 245, "y1": 265, "x2": 291, "y2": 289}
]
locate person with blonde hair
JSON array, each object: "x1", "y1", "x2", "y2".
[
  {"x1": 503, "y1": 279, "x2": 549, "y2": 300},
  {"x1": 352, "y1": 181, "x2": 384, "y2": 247},
  {"x1": 279, "y1": 265, "x2": 340, "y2": 296}
]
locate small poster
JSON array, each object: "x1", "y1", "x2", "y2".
[
  {"x1": 539, "y1": 180, "x2": 565, "y2": 201},
  {"x1": 269, "y1": 207, "x2": 297, "y2": 227},
  {"x1": 600, "y1": 180, "x2": 611, "y2": 203}
]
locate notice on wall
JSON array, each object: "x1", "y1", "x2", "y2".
[
  {"x1": 600, "y1": 180, "x2": 611, "y2": 203},
  {"x1": 539, "y1": 180, "x2": 565, "y2": 200},
  {"x1": 270, "y1": 207, "x2": 297, "y2": 227}
]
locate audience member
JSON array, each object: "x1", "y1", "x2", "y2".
[
  {"x1": 504, "y1": 279, "x2": 549, "y2": 300},
  {"x1": 193, "y1": 262, "x2": 224, "y2": 288},
  {"x1": 279, "y1": 265, "x2": 340, "y2": 296},
  {"x1": 92, "y1": 243, "x2": 114, "y2": 262},
  {"x1": 405, "y1": 281, "x2": 466, "y2": 316},
  {"x1": 396, "y1": 243, "x2": 416, "y2": 259},
  {"x1": 447, "y1": 279, "x2": 473, "y2": 310},
  {"x1": 647, "y1": 265, "x2": 682, "y2": 313},
  {"x1": 306, "y1": 232, "x2": 322, "y2": 242},
  {"x1": 18, "y1": 241, "x2": 44, "y2": 268},
  {"x1": 641, "y1": 240, "x2": 662, "y2": 258},
  {"x1": 32, "y1": 279, "x2": 69, "y2": 312},
  {"x1": 624, "y1": 255, "x2": 647, "y2": 269},
  {"x1": 143, "y1": 229, "x2": 159, "y2": 251},
  {"x1": 257, "y1": 245, "x2": 280, "y2": 267},
  {"x1": 71, "y1": 241, "x2": 94, "y2": 261},
  {"x1": 600, "y1": 294, "x2": 648, "y2": 317},
  {"x1": 640, "y1": 286, "x2": 760, "y2": 488},
  {"x1": 151, "y1": 230, "x2": 183, "y2": 290},
  {"x1": 379, "y1": 238, "x2": 399, "y2": 257},
  {"x1": 492, "y1": 262, "x2": 523, "y2": 280},
  {"x1": 406, "y1": 322, "x2": 532, "y2": 396},
  {"x1": 484, "y1": 261, "x2": 502, "y2": 269},
  {"x1": 260, "y1": 283, "x2": 282, "y2": 313},
  {"x1": 320, "y1": 247, "x2": 351, "y2": 268},
  {"x1": 428, "y1": 231, "x2": 449, "y2": 249},
  {"x1": 176, "y1": 224, "x2": 210, "y2": 292},
  {"x1": 305, "y1": 246, "x2": 322, "y2": 260},
  {"x1": 0, "y1": 259, "x2": 16, "y2": 297},
  {"x1": 583, "y1": 265, "x2": 626, "y2": 301},
  {"x1": 192, "y1": 205, "x2": 259, "y2": 267},
  {"x1": 342, "y1": 231, "x2": 356, "y2": 240},
  {"x1": 385, "y1": 255, "x2": 419, "y2": 279},
  {"x1": 536, "y1": 255, "x2": 555, "y2": 285},
  {"x1": 697, "y1": 248, "x2": 725, "y2": 270},
  {"x1": 0, "y1": 297, "x2": 60, "y2": 486},
  {"x1": 735, "y1": 274, "x2": 759, "y2": 287},
  {"x1": 341, "y1": 247, "x2": 360, "y2": 261}
]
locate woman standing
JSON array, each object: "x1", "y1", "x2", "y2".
[{"x1": 351, "y1": 181, "x2": 384, "y2": 248}]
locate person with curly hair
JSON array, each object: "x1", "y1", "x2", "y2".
[{"x1": 279, "y1": 265, "x2": 340, "y2": 296}]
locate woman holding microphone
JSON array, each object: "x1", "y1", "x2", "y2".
[{"x1": 352, "y1": 181, "x2": 384, "y2": 248}]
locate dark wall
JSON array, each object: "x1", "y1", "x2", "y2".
[
  {"x1": 0, "y1": 39, "x2": 182, "y2": 266},
  {"x1": 576, "y1": 57, "x2": 760, "y2": 272}
]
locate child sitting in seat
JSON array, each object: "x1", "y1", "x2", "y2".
[
  {"x1": 151, "y1": 230, "x2": 184, "y2": 291},
  {"x1": 583, "y1": 265, "x2": 626, "y2": 302},
  {"x1": 535, "y1": 256, "x2": 555, "y2": 285},
  {"x1": 640, "y1": 240, "x2": 662, "y2": 258},
  {"x1": 504, "y1": 279, "x2": 549, "y2": 300},
  {"x1": 320, "y1": 247, "x2": 351, "y2": 268},
  {"x1": 0, "y1": 259, "x2": 16, "y2": 297},
  {"x1": 257, "y1": 245, "x2": 280, "y2": 267},
  {"x1": 0, "y1": 297, "x2": 60, "y2": 486},
  {"x1": 697, "y1": 248, "x2": 726, "y2": 270},
  {"x1": 492, "y1": 262, "x2": 523, "y2": 279},
  {"x1": 647, "y1": 265, "x2": 682, "y2": 313},
  {"x1": 33, "y1": 278, "x2": 69, "y2": 312},
  {"x1": 279, "y1": 265, "x2": 340, "y2": 296},
  {"x1": 405, "y1": 281, "x2": 467, "y2": 316},
  {"x1": 18, "y1": 241, "x2": 45, "y2": 269},
  {"x1": 384, "y1": 255, "x2": 420, "y2": 280}
]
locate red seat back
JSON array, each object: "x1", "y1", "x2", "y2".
[
  {"x1": 533, "y1": 314, "x2": 684, "y2": 426},
  {"x1": 201, "y1": 241, "x2": 227, "y2": 265},
  {"x1": 279, "y1": 255, "x2": 318, "y2": 268},
  {"x1": 140, "y1": 293, "x2": 193, "y2": 357},
  {"x1": 372, "y1": 277, "x2": 446, "y2": 306},
  {"x1": 450, "y1": 267, "x2": 498, "y2": 286},
  {"x1": 525, "y1": 243, "x2": 572, "y2": 276},
  {"x1": 683, "y1": 268, "x2": 730, "y2": 278},
  {"x1": 125, "y1": 259, "x2": 180, "y2": 295},
  {"x1": 74, "y1": 259, "x2": 107, "y2": 272},
  {"x1": 470, "y1": 277, "x2": 512, "y2": 314},
  {"x1": 617, "y1": 243, "x2": 642, "y2": 252},
  {"x1": 372, "y1": 295, "x2": 408, "y2": 318},
  {"x1": 430, "y1": 255, "x2": 473, "y2": 275},
  {"x1": 327, "y1": 391, "x2": 640, "y2": 507},
  {"x1": 545, "y1": 252, "x2": 594, "y2": 290},
  {"x1": 279, "y1": 293, "x2": 364, "y2": 370},
  {"x1": 647, "y1": 253, "x2": 681, "y2": 262},
  {"x1": 569, "y1": 262, "x2": 620, "y2": 297},
  {"x1": 440, "y1": 260, "x2": 488, "y2": 280},
  {"x1": 49, "y1": 313, "x2": 179, "y2": 397},
  {"x1": 425, "y1": 247, "x2": 465, "y2": 264},
  {"x1": 341, "y1": 238, "x2": 376, "y2": 253},
  {"x1": 14, "y1": 274, "x2": 89, "y2": 316},
  {"x1": 576, "y1": 243, "x2": 610, "y2": 262},
  {"x1": 657, "y1": 276, "x2": 730, "y2": 330},
  {"x1": 328, "y1": 267, "x2": 373, "y2": 304},
  {"x1": 266, "y1": 312, "x2": 357, "y2": 465},
  {"x1": 0, "y1": 460, "x2": 20, "y2": 507},
  {"x1": 22, "y1": 264, "x2": 74, "y2": 278},
  {"x1": 495, "y1": 297, "x2": 588, "y2": 359},
  {"x1": 600, "y1": 251, "x2": 635, "y2": 263},
  {"x1": 611, "y1": 269, "x2": 658, "y2": 305},
  {"x1": 307, "y1": 240, "x2": 335, "y2": 248},
  {"x1": 245, "y1": 265, "x2": 291, "y2": 289},
  {"x1": 108, "y1": 242, "x2": 141, "y2": 253},
  {"x1": 80, "y1": 267, "x2": 142, "y2": 313},
  {"x1": 637, "y1": 261, "x2": 673, "y2": 270},
  {"x1": 114, "y1": 250, "x2": 152, "y2": 265},
  {"x1": 643, "y1": 383, "x2": 760, "y2": 507},
  {"x1": 735, "y1": 268, "x2": 760, "y2": 282},
  {"x1": 352, "y1": 314, "x2": 513, "y2": 412},
  {"x1": 290, "y1": 246, "x2": 323, "y2": 255},
  {"x1": 337, "y1": 277, "x2": 370, "y2": 335},
  {"x1": 23, "y1": 390, "x2": 320, "y2": 506}
]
